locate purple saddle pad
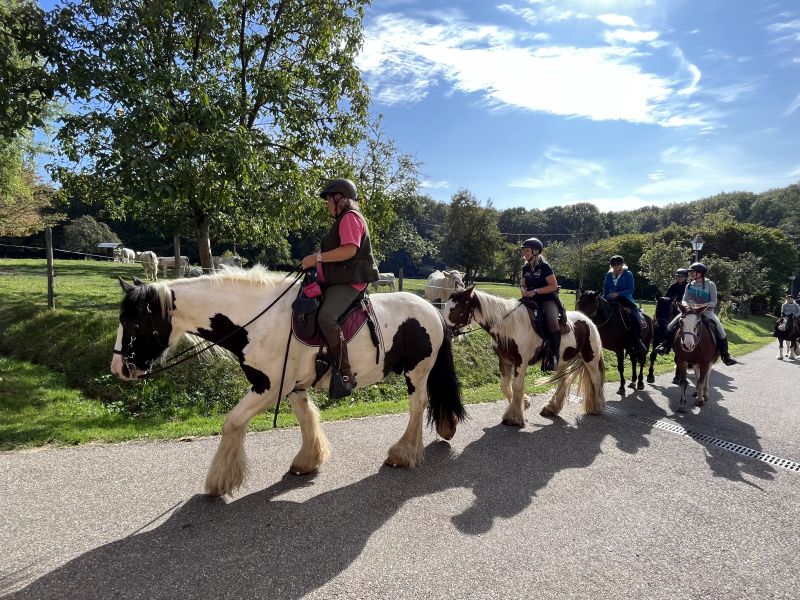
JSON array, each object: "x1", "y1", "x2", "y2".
[{"x1": 293, "y1": 305, "x2": 369, "y2": 347}]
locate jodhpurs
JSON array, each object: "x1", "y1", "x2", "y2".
[{"x1": 318, "y1": 284, "x2": 362, "y2": 348}]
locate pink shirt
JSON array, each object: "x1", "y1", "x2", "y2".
[{"x1": 317, "y1": 211, "x2": 368, "y2": 291}]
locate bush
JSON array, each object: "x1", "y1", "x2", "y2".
[{"x1": 62, "y1": 215, "x2": 120, "y2": 255}]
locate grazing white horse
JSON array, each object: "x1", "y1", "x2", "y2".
[
  {"x1": 425, "y1": 270, "x2": 465, "y2": 305},
  {"x1": 138, "y1": 251, "x2": 158, "y2": 281},
  {"x1": 114, "y1": 247, "x2": 136, "y2": 263},
  {"x1": 212, "y1": 255, "x2": 243, "y2": 270},
  {"x1": 157, "y1": 255, "x2": 190, "y2": 277},
  {"x1": 110, "y1": 266, "x2": 466, "y2": 497},
  {"x1": 444, "y1": 287, "x2": 605, "y2": 423},
  {"x1": 370, "y1": 272, "x2": 396, "y2": 292}
]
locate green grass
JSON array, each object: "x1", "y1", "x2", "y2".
[{"x1": 0, "y1": 259, "x2": 776, "y2": 449}]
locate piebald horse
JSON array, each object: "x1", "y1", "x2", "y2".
[
  {"x1": 672, "y1": 303, "x2": 718, "y2": 412},
  {"x1": 444, "y1": 287, "x2": 605, "y2": 425},
  {"x1": 110, "y1": 266, "x2": 466, "y2": 496},
  {"x1": 775, "y1": 315, "x2": 800, "y2": 360}
]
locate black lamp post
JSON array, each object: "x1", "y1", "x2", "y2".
[{"x1": 691, "y1": 234, "x2": 705, "y2": 263}]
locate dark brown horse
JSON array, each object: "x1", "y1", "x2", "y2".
[
  {"x1": 650, "y1": 296, "x2": 680, "y2": 384},
  {"x1": 672, "y1": 304, "x2": 718, "y2": 412},
  {"x1": 576, "y1": 289, "x2": 653, "y2": 395}
]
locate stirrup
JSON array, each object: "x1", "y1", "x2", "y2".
[{"x1": 328, "y1": 369, "x2": 356, "y2": 400}]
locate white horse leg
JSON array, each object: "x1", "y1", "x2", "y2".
[
  {"x1": 777, "y1": 340, "x2": 784, "y2": 360},
  {"x1": 501, "y1": 367, "x2": 527, "y2": 427},
  {"x1": 386, "y1": 370, "x2": 428, "y2": 468},
  {"x1": 287, "y1": 390, "x2": 331, "y2": 474},
  {"x1": 789, "y1": 341, "x2": 797, "y2": 360},
  {"x1": 541, "y1": 362, "x2": 570, "y2": 418},
  {"x1": 205, "y1": 390, "x2": 275, "y2": 497},
  {"x1": 499, "y1": 359, "x2": 514, "y2": 403}
]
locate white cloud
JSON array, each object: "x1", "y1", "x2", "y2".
[
  {"x1": 510, "y1": 147, "x2": 609, "y2": 189},
  {"x1": 783, "y1": 92, "x2": 800, "y2": 116},
  {"x1": 597, "y1": 13, "x2": 637, "y2": 28},
  {"x1": 604, "y1": 29, "x2": 659, "y2": 44},
  {"x1": 421, "y1": 179, "x2": 450, "y2": 189},
  {"x1": 359, "y1": 13, "x2": 706, "y2": 127}
]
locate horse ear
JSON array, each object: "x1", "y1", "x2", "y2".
[
  {"x1": 118, "y1": 276, "x2": 134, "y2": 293},
  {"x1": 132, "y1": 276, "x2": 144, "y2": 286},
  {"x1": 465, "y1": 285, "x2": 475, "y2": 297},
  {"x1": 677, "y1": 303, "x2": 687, "y2": 314}
]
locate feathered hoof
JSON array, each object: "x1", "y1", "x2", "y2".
[
  {"x1": 776, "y1": 355, "x2": 783, "y2": 360},
  {"x1": 385, "y1": 440, "x2": 422, "y2": 469},
  {"x1": 502, "y1": 416, "x2": 526, "y2": 427}
]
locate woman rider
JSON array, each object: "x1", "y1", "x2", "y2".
[
  {"x1": 301, "y1": 178, "x2": 379, "y2": 398},
  {"x1": 602, "y1": 255, "x2": 648, "y2": 355},
  {"x1": 665, "y1": 268, "x2": 689, "y2": 302},
  {"x1": 519, "y1": 238, "x2": 561, "y2": 371},
  {"x1": 655, "y1": 262, "x2": 738, "y2": 365}
]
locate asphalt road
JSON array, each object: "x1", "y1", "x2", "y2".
[{"x1": 2, "y1": 344, "x2": 799, "y2": 599}]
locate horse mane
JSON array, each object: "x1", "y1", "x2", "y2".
[{"x1": 472, "y1": 289, "x2": 532, "y2": 343}]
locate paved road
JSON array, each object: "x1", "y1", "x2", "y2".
[{"x1": 2, "y1": 345, "x2": 799, "y2": 599}]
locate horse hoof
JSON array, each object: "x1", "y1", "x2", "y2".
[
  {"x1": 695, "y1": 400, "x2": 704, "y2": 407},
  {"x1": 539, "y1": 407, "x2": 556, "y2": 419},
  {"x1": 627, "y1": 382, "x2": 636, "y2": 389},
  {"x1": 692, "y1": 391, "x2": 698, "y2": 397},
  {"x1": 676, "y1": 405, "x2": 687, "y2": 413},
  {"x1": 671, "y1": 377, "x2": 680, "y2": 384},
  {"x1": 646, "y1": 375, "x2": 655, "y2": 384},
  {"x1": 502, "y1": 417, "x2": 526, "y2": 427},
  {"x1": 637, "y1": 382, "x2": 644, "y2": 390},
  {"x1": 616, "y1": 389, "x2": 625, "y2": 396}
]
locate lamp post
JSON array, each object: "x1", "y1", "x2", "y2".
[{"x1": 691, "y1": 234, "x2": 705, "y2": 263}]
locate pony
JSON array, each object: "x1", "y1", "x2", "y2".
[
  {"x1": 110, "y1": 266, "x2": 466, "y2": 497},
  {"x1": 137, "y1": 251, "x2": 158, "y2": 281},
  {"x1": 157, "y1": 255, "x2": 190, "y2": 277},
  {"x1": 369, "y1": 272, "x2": 396, "y2": 293},
  {"x1": 672, "y1": 303, "x2": 718, "y2": 412},
  {"x1": 775, "y1": 314, "x2": 800, "y2": 360},
  {"x1": 425, "y1": 270, "x2": 465, "y2": 307},
  {"x1": 650, "y1": 296, "x2": 680, "y2": 383},
  {"x1": 114, "y1": 247, "x2": 136, "y2": 263},
  {"x1": 444, "y1": 287, "x2": 605, "y2": 425},
  {"x1": 576, "y1": 289, "x2": 653, "y2": 395}
]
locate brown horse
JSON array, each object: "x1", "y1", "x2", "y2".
[
  {"x1": 672, "y1": 303, "x2": 719, "y2": 412},
  {"x1": 576, "y1": 289, "x2": 653, "y2": 395}
]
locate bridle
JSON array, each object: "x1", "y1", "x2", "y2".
[
  {"x1": 678, "y1": 311, "x2": 703, "y2": 351},
  {"x1": 580, "y1": 293, "x2": 615, "y2": 328},
  {"x1": 112, "y1": 302, "x2": 170, "y2": 376}
]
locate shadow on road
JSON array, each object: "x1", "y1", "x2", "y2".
[{"x1": 6, "y1": 413, "x2": 647, "y2": 600}]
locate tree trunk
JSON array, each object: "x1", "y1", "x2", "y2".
[
  {"x1": 194, "y1": 211, "x2": 213, "y2": 272},
  {"x1": 173, "y1": 234, "x2": 181, "y2": 278}
]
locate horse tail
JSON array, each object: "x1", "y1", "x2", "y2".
[
  {"x1": 548, "y1": 322, "x2": 606, "y2": 415},
  {"x1": 426, "y1": 331, "x2": 467, "y2": 439}
]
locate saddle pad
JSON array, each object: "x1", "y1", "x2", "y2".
[{"x1": 293, "y1": 305, "x2": 369, "y2": 347}]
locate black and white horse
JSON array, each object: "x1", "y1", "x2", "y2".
[
  {"x1": 110, "y1": 266, "x2": 466, "y2": 496},
  {"x1": 775, "y1": 315, "x2": 800, "y2": 360}
]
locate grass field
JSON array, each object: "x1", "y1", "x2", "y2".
[{"x1": 0, "y1": 259, "x2": 776, "y2": 449}]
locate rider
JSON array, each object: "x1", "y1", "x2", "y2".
[
  {"x1": 773, "y1": 294, "x2": 800, "y2": 336},
  {"x1": 602, "y1": 255, "x2": 648, "y2": 355},
  {"x1": 655, "y1": 262, "x2": 738, "y2": 366},
  {"x1": 301, "y1": 178, "x2": 379, "y2": 398},
  {"x1": 665, "y1": 268, "x2": 689, "y2": 302},
  {"x1": 519, "y1": 237, "x2": 561, "y2": 371}
]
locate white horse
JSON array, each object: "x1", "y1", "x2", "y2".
[
  {"x1": 157, "y1": 255, "x2": 190, "y2": 277},
  {"x1": 370, "y1": 272, "x2": 396, "y2": 293},
  {"x1": 114, "y1": 247, "x2": 136, "y2": 263},
  {"x1": 425, "y1": 270, "x2": 465, "y2": 305},
  {"x1": 110, "y1": 267, "x2": 466, "y2": 497},
  {"x1": 138, "y1": 251, "x2": 158, "y2": 281},
  {"x1": 444, "y1": 287, "x2": 605, "y2": 424}
]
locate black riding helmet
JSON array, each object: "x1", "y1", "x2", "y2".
[
  {"x1": 319, "y1": 178, "x2": 358, "y2": 200},
  {"x1": 688, "y1": 262, "x2": 707, "y2": 276},
  {"x1": 675, "y1": 268, "x2": 689, "y2": 276},
  {"x1": 609, "y1": 255, "x2": 624, "y2": 265},
  {"x1": 521, "y1": 238, "x2": 544, "y2": 251}
]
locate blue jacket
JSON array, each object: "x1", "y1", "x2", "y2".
[{"x1": 603, "y1": 268, "x2": 635, "y2": 303}]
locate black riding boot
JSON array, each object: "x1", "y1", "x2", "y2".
[
  {"x1": 542, "y1": 331, "x2": 561, "y2": 372},
  {"x1": 656, "y1": 323, "x2": 677, "y2": 355},
  {"x1": 327, "y1": 327, "x2": 357, "y2": 399},
  {"x1": 717, "y1": 336, "x2": 738, "y2": 366}
]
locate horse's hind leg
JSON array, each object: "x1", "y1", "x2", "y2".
[
  {"x1": 616, "y1": 351, "x2": 626, "y2": 395},
  {"x1": 502, "y1": 368, "x2": 527, "y2": 426},
  {"x1": 541, "y1": 365, "x2": 570, "y2": 418},
  {"x1": 646, "y1": 350, "x2": 656, "y2": 384},
  {"x1": 205, "y1": 390, "x2": 275, "y2": 497},
  {"x1": 676, "y1": 360, "x2": 689, "y2": 412},
  {"x1": 386, "y1": 369, "x2": 428, "y2": 468},
  {"x1": 287, "y1": 390, "x2": 331, "y2": 475}
]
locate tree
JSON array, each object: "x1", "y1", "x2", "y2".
[
  {"x1": 62, "y1": 215, "x2": 120, "y2": 254},
  {"x1": 52, "y1": 0, "x2": 371, "y2": 270},
  {"x1": 639, "y1": 241, "x2": 692, "y2": 296},
  {"x1": 439, "y1": 190, "x2": 503, "y2": 283}
]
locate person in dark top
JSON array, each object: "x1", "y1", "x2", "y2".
[
  {"x1": 519, "y1": 237, "x2": 561, "y2": 371},
  {"x1": 301, "y1": 178, "x2": 379, "y2": 398},
  {"x1": 665, "y1": 268, "x2": 689, "y2": 301}
]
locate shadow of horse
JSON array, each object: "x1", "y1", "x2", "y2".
[{"x1": 8, "y1": 418, "x2": 649, "y2": 600}]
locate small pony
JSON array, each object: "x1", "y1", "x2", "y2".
[
  {"x1": 444, "y1": 287, "x2": 605, "y2": 425},
  {"x1": 672, "y1": 303, "x2": 719, "y2": 412},
  {"x1": 775, "y1": 314, "x2": 800, "y2": 360}
]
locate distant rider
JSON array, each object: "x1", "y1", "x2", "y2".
[{"x1": 602, "y1": 255, "x2": 648, "y2": 355}]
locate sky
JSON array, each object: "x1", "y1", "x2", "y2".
[{"x1": 356, "y1": 0, "x2": 800, "y2": 211}]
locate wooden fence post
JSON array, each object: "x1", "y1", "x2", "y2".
[
  {"x1": 398, "y1": 268, "x2": 403, "y2": 291},
  {"x1": 45, "y1": 226, "x2": 55, "y2": 309}
]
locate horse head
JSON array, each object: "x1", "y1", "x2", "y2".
[
  {"x1": 444, "y1": 285, "x2": 476, "y2": 330},
  {"x1": 676, "y1": 303, "x2": 708, "y2": 352},
  {"x1": 654, "y1": 296, "x2": 678, "y2": 322},
  {"x1": 111, "y1": 277, "x2": 174, "y2": 380},
  {"x1": 576, "y1": 289, "x2": 599, "y2": 318},
  {"x1": 777, "y1": 315, "x2": 791, "y2": 332}
]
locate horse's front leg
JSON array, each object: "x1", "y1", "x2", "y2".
[
  {"x1": 636, "y1": 348, "x2": 646, "y2": 390},
  {"x1": 676, "y1": 359, "x2": 689, "y2": 412},
  {"x1": 386, "y1": 368, "x2": 429, "y2": 468},
  {"x1": 501, "y1": 365, "x2": 527, "y2": 426},
  {"x1": 287, "y1": 390, "x2": 331, "y2": 475},
  {"x1": 777, "y1": 339, "x2": 784, "y2": 360},
  {"x1": 205, "y1": 389, "x2": 276, "y2": 497},
  {"x1": 499, "y1": 358, "x2": 514, "y2": 404},
  {"x1": 646, "y1": 349, "x2": 656, "y2": 383},
  {"x1": 616, "y1": 350, "x2": 626, "y2": 395},
  {"x1": 695, "y1": 364, "x2": 711, "y2": 407},
  {"x1": 541, "y1": 361, "x2": 570, "y2": 418}
]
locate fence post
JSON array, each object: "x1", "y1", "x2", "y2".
[
  {"x1": 45, "y1": 226, "x2": 55, "y2": 309},
  {"x1": 398, "y1": 268, "x2": 403, "y2": 291},
  {"x1": 173, "y1": 234, "x2": 181, "y2": 278}
]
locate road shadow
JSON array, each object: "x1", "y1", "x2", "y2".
[{"x1": 6, "y1": 412, "x2": 648, "y2": 600}]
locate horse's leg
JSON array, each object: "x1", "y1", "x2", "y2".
[
  {"x1": 616, "y1": 350, "x2": 626, "y2": 395},
  {"x1": 386, "y1": 368, "x2": 429, "y2": 468},
  {"x1": 502, "y1": 367, "x2": 527, "y2": 426},
  {"x1": 205, "y1": 390, "x2": 275, "y2": 496},
  {"x1": 636, "y1": 349, "x2": 645, "y2": 390},
  {"x1": 777, "y1": 339, "x2": 784, "y2": 360},
  {"x1": 791, "y1": 340, "x2": 798, "y2": 359},
  {"x1": 676, "y1": 359, "x2": 688, "y2": 412},
  {"x1": 287, "y1": 390, "x2": 331, "y2": 475},
  {"x1": 541, "y1": 362, "x2": 570, "y2": 417},
  {"x1": 646, "y1": 349, "x2": 656, "y2": 383},
  {"x1": 499, "y1": 358, "x2": 514, "y2": 403},
  {"x1": 695, "y1": 363, "x2": 710, "y2": 407}
]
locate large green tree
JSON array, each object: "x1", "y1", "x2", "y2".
[{"x1": 52, "y1": 0, "x2": 370, "y2": 269}]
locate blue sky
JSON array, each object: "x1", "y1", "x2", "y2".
[{"x1": 357, "y1": 0, "x2": 800, "y2": 211}]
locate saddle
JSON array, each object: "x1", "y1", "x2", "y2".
[
  {"x1": 615, "y1": 304, "x2": 648, "y2": 331},
  {"x1": 519, "y1": 297, "x2": 570, "y2": 338}
]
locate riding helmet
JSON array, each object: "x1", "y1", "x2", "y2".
[
  {"x1": 319, "y1": 178, "x2": 358, "y2": 200},
  {"x1": 521, "y1": 238, "x2": 544, "y2": 251},
  {"x1": 688, "y1": 262, "x2": 707, "y2": 276},
  {"x1": 675, "y1": 268, "x2": 689, "y2": 276},
  {"x1": 609, "y1": 255, "x2": 624, "y2": 265}
]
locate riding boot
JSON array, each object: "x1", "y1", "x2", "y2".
[
  {"x1": 327, "y1": 327, "x2": 357, "y2": 399},
  {"x1": 542, "y1": 331, "x2": 561, "y2": 372},
  {"x1": 656, "y1": 323, "x2": 677, "y2": 355},
  {"x1": 717, "y1": 336, "x2": 738, "y2": 366}
]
